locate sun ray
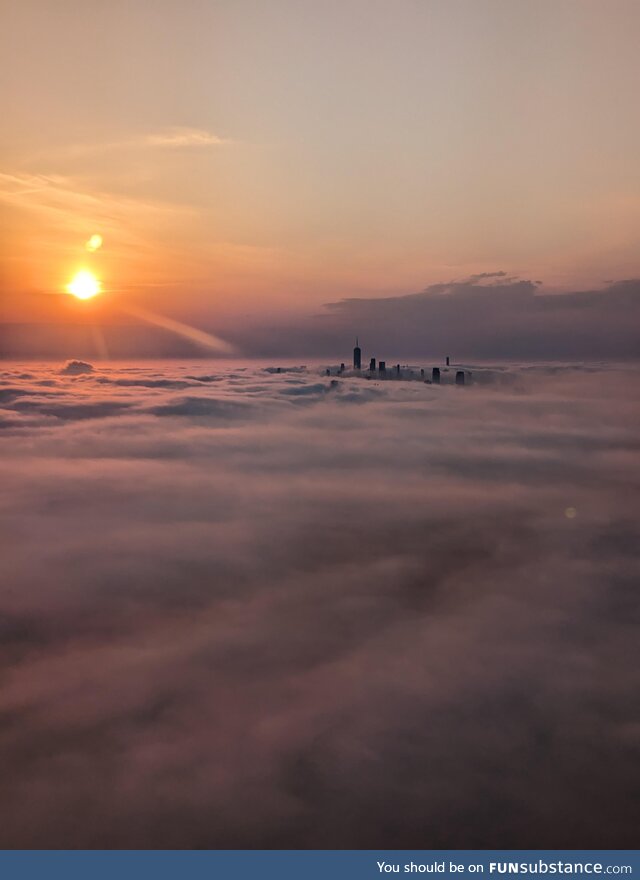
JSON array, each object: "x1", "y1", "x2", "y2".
[{"x1": 119, "y1": 303, "x2": 234, "y2": 353}]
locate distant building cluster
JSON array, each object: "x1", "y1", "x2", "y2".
[{"x1": 324, "y1": 340, "x2": 472, "y2": 385}]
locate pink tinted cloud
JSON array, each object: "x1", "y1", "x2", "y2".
[{"x1": 0, "y1": 361, "x2": 638, "y2": 847}]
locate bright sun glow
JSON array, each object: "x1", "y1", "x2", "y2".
[{"x1": 66, "y1": 270, "x2": 101, "y2": 300}]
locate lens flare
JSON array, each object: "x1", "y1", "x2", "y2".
[
  {"x1": 86, "y1": 234, "x2": 103, "y2": 252},
  {"x1": 66, "y1": 270, "x2": 101, "y2": 300}
]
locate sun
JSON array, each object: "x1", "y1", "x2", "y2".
[{"x1": 66, "y1": 270, "x2": 102, "y2": 300}]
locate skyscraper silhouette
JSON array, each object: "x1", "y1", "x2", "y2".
[{"x1": 353, "y1": 338, "x2": 361, "y2": 370}]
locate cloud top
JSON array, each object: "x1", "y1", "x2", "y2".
[
  {"x1": 0, "y1": 359, "x2": 638, "y2": 847},
  {"x1": 60, "y1": 359, "x2": 94, "y2": 375}
]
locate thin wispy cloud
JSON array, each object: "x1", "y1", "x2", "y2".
[
  {"x1": 22, "y1": 128, "x2": 232, "y2": 165},
  {"x1": 144, "y1": 128, "x2": 230, "y2": 148},
  {"x1": 0, "y1": 171, "x2": 193, "y2": 235}
]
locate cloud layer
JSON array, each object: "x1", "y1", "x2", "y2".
[
  {"x1": 291, "y1": 276, "x2": 640, "y2": 361},
  {"x1": 3, "y1": 276, "x2": 639, "y2": 360},
  {"x1": 0, "y1": 360, "x2": 639, "y2": 847}
]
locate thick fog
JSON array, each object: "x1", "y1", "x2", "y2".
[{"x1": 0, "y1": 359, "x2": 638, "y2": 847}]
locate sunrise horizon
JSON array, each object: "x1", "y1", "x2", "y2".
[{"x1": 3, "y1": 0, "x2": 640, "y2": 358}]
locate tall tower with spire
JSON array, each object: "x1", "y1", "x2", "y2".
[{"x1": 353, "y1": 337, "x2": 361, "y2": 370}]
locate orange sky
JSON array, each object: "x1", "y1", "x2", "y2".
[{"x1": 2, "y1": 0, "x2": 639, "y2": 333}]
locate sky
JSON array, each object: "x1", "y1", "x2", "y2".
[
  {"x1": 1, "y1": 0, "x2": 640, "y2": 355},
  {"x1": 0, "y1": 359, "x2": 639, "y2": 846}
]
